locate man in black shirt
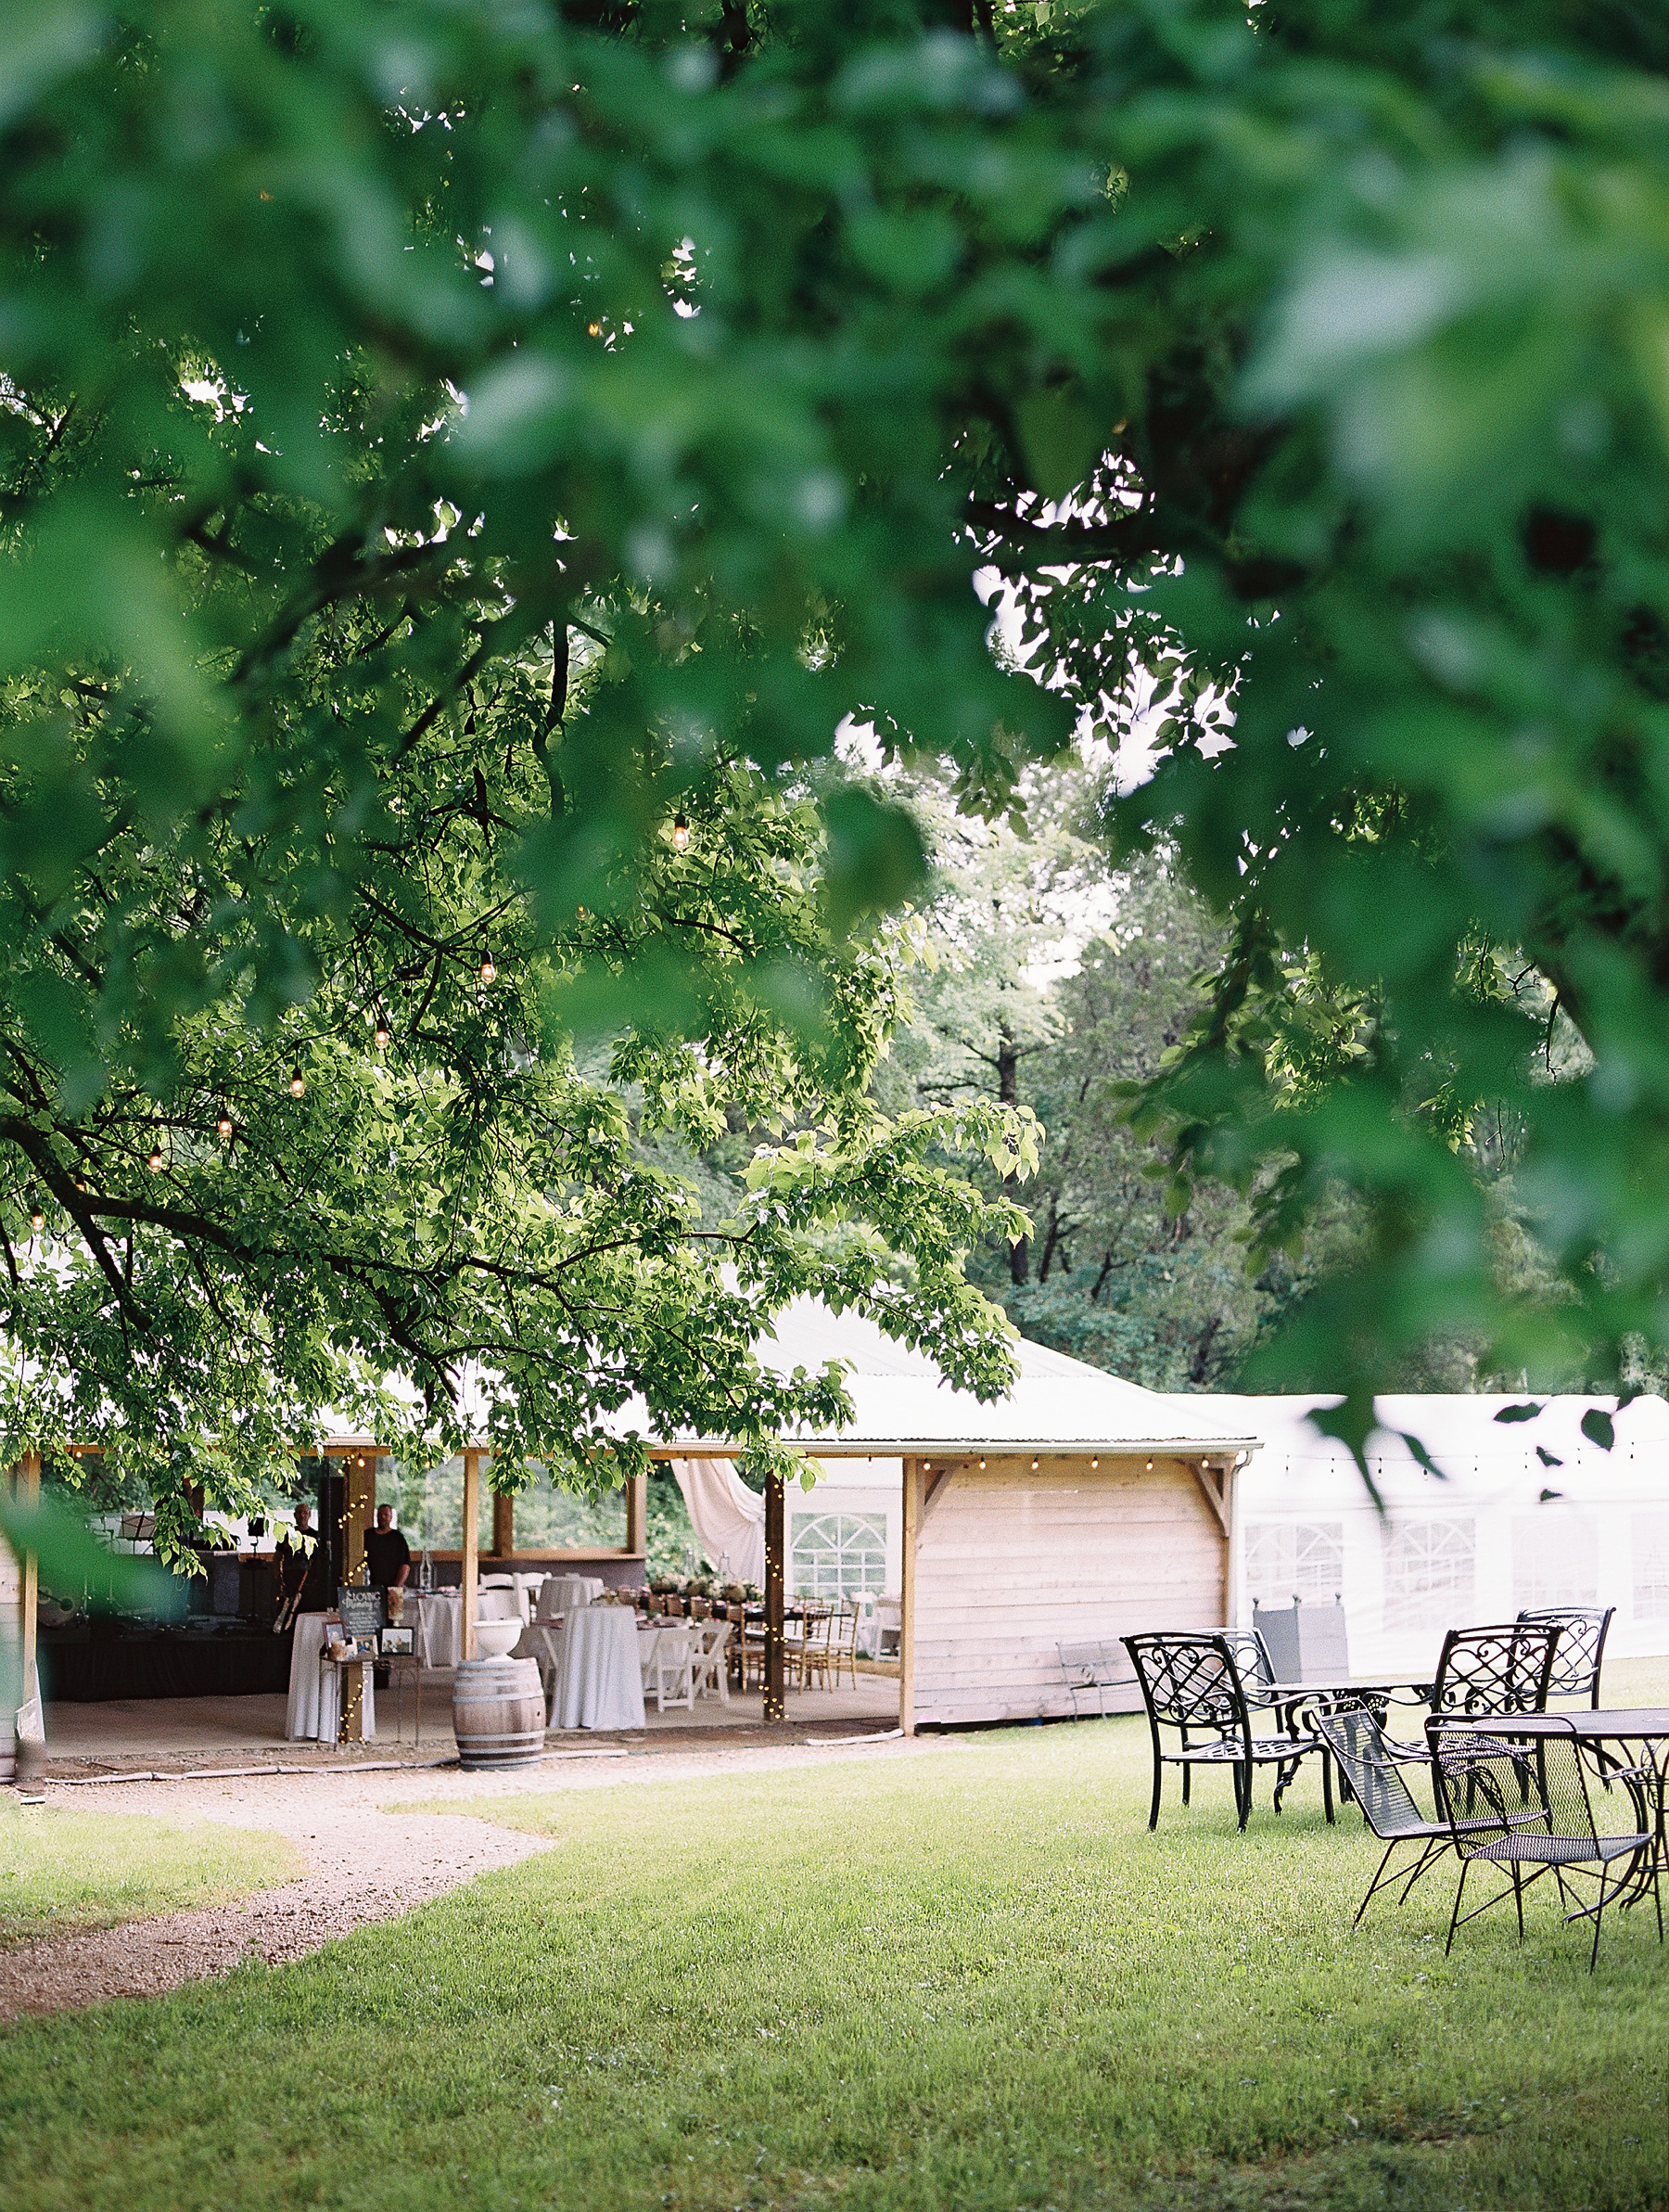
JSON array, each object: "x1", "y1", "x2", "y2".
[{"x1": 363, "y1": 1503, "x2": 412, "y2": 1592}]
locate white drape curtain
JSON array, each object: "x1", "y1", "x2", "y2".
[{"x1": 670, "y1": 1457, "x2": 767, "y2": 1584}]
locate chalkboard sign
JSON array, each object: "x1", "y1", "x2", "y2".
[{"x1": 337, "y1": 1586, "x2": 386, "y2": 1644}]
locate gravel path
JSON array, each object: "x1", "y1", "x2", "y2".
[{"x1": 0, "y1": 1731, "x2": 943, "y2": 2024}]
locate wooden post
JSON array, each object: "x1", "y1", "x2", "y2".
[
  {"x1": 343, "y1": 1449, "x2": 376, "y2": 1588},
  {"x1": 763, "y1": 1470, "x2": 784, "y2": 1722},
  {"x1": 625, "y1": 1473, "x2": 646, "y2": 1561},
  {"x1": 18, "y1": 1450, "x2": 39, "y2": 1722},
  {"x1": 899, "y1": 1456, "x2": 921, "y2": 1737},
  {"x1": 491, "y1": 1487, "x2": 514, "y2": 1560},
  {"x1": 461, "y1": 1448, "x2": 481, "y2": 1664}
]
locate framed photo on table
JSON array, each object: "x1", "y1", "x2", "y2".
[{"x1": 380, "y1": 1626, "x2": 414, "y2": 1656}]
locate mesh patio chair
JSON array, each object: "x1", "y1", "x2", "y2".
[
  {"x1": 1122, "y1": 1631, "x2": 1326, "y2": 1833},
  {"x1": 1385, "y1": 1620, "x2": 1561, "y2": 1761},
  {"x1": 1309, "y1": 1696, "x2": 1492, "y2": 1924},
  {"x1": 1431, "y1": 1721, "x2": 1662, "y2": 1968},
  {"x1": 1517, "y1": 1606, "x2": 1614, "y2": 1707}
]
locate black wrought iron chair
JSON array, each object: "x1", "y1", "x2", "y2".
[
  {"x1": 1385, "y1": 1620, "x2": 1561, "y2": 1762},
  {"x1": 1309, "y1": 1696, "x2": 1497, "y2": 1924},
  {"x1": 1517, "y1": 1605, "x2": 1614, "y2": 1707},
  {"x1": 1431, "y1": 1722, "x2": 1662, "y2": 1969},
  {"x1": 1122, "y1": 1631, "x2": 1326, "y2": 1833},
  {"x1": 1218, "y1": 1628, "x2": 1280, "y2": 1707}
]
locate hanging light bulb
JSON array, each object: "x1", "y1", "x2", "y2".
[
  {"x1": 28, "y1": 1189, "x2": 44, "y2": 1234},
  {"x1": 147, "y1": 1143, "x2": 164, "y2": 1173},
  {"x1": 670, "y1": 812, "x2": 691, "y2": 851},
  {"x1": 288, "y1": 1067, "x2": 305, "y2": 1099},
  {"x1": 216, "y1": 1106, "x2": 234, "y2": 1141},
  {"x1": 374, "y1": 1014, "x2": 390, "y2": 1050},
  {"x1": 478, "y1": 947, "x2": 496, "y2": 985}
]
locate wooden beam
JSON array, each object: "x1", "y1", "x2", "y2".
[
  {"x1": 461, "y1": 1448, "x2": 481, "y2": 1663},
  {"x1": 491, "y1": 1486, "x2": 514, "y2": 1560},
  {"x1": 625, "y1": 1474, "x2": 646, "y2": 1559},
  {"x1": 1189, "y1": 1457, "x2": 1229, "y2": 1535},
  {"x1": 342, "y1": 1448, "x2": 376, "y2": 1589},
  {"x1": 899, "y1": 1456, "x2": 922, "y2": 1737},
  {"x1": 762, "y1": 1471, "x2": 785, "y2": 1722}
]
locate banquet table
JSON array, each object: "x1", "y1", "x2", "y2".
[
  {"x1": 413, "y1": 1586, "x2": 523, "y2": 1669},
  {"x1": 286, "y1": 1613, "x2": 376, "y2": 1742},
  {"x1": 539, "y1": 1573, "x2": 605, "y2": 1618},
  {"x1": 552, "y1": 1605, "x2": 645, "y2": 1731},
  {"x1": 414, "y1": 1592, "x2": 462, "y2": 1670}
]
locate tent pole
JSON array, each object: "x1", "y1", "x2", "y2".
[
  {"x1": 763, "y1": 1471, "x2": 784, "y2": 1721},
  {"x1": 625, "y1": 1474, "x2": 646, "y2": 1562},
  {"x1": 461, "y1": 1448, "x2": 481, "y2": 1662}
]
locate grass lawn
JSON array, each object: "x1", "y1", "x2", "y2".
[
  {"x1": 0, "y1": 1800, "x2": 299, "y2": 1946},
  {"x1": 1, "y1": 1669, "x2": 1664, "y2": 2211}
]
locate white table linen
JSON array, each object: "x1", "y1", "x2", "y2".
[
  {"x1": 552, "y1": 1605, "x2": 645, "y2": 1731},
  {"x1": 286, "y1": 1613, "x2": 376, "y2": 1741},
  {"x1": 414, "y1": 1592, "x2": 462, "y2": 1669},
  {"x1": 538, "y1": 1573, "x2": 604, "y2": 1620}
]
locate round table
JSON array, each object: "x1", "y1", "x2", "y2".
[{"x1": 551, "y1": 1605, "x2": 645, "y2": 1731}]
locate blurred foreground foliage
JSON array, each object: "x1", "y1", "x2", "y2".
[{"x1": 5, "y1": 0, "x2": 1669, "y2": 1550}]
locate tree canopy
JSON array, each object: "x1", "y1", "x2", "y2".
[{"x1": 6, "y1": 0, "x2": 1669, "y2": 1537}]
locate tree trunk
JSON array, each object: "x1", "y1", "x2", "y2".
[{"x1": 999, "y1": 1027, "x2": 1028, "y2": 1284}]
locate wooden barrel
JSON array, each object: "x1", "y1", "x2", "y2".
[{"x1": 452, "y1": 1656, "x2": 544, "y2": 1769}]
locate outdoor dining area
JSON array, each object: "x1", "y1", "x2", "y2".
[
  {"x1": 283, "y1": 1569, "x2": 901, "y2": 1744},
  {"x1": 1117, "y1": 1602, "x2": 1666, "y2": 1968}
]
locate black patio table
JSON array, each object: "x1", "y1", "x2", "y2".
[{"x1": 1256, "y1": 1671, "x2": 1438, "y2": 1736}]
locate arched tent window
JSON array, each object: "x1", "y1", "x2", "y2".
[
  {"x1": 1243, "y1": 1521, "x2": 1344, "y2": 1608},
  {"x1": 1383, "y1": 1517, "x2": 1475, "y2": 1631},
  {"x1": 1635, "y1": 1510, "x2": 1669, "y2": 1622},
  {"x1": 790, "y1": 1511, "x2": 886, "y2": 1600}
]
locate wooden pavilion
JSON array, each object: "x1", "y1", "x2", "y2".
[{"x1": 646, "y1": 1300, "x2": 1261, "y2": 1733}]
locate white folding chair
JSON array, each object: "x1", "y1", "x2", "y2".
[
  {"x1": 642, "y1": 1624, "x2": 694, "y2": 1713},
  {"x1": 690, "y1": 1620, "x2": 731, "y2": 1705}
]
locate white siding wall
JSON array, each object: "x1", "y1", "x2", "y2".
[{"x1": 910, "y1": 1457, "x2": 1226, "y2": 1728}]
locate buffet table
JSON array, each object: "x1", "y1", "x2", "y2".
[{"x1": 551, "y1": 1605, "x2": 644, "y2": 1731}]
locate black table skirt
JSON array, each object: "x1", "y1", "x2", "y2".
[{"x1": 40, "y1": 1632, "x2": 293, "y2": 1703}]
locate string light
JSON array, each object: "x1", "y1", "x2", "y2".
[
  {"x1": 1031, "y1": 1457, "x2": 1039, "y2": 1471},
  {"x1": 478, "y1": 946, "x2": 497, "y2": 985},
  {"x1": 216, "y1": 1106, "x2": 234, "y2": 1141},
  {"x1": 374, "y1": 1015, "x2": 390, "y2": 1050},
  {"x1": 586, "y1": 321, "x2": 602, "y2": 337},
  {"x1": 670, "y1": 812, "x2": 691, "y2": 850},
  {"x1": 28, "y1": 1189, "x2": 44, "y2": 1234},
  {"x1": 288, "y1": 1067, "x2": 305, "y2": 1098},
  {"x1": 1090, "y1": 1456, "x2": 1100, "y2": 1470},
  {"x1": 147, "y1": 1143, "x2": 164, "y2": 1173}
]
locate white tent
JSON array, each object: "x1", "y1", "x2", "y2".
[
  {"x1": 1215, "y1": 1393, "x2": 1669, "y2": 1671},
  {"x1": 667, "y1": 1296, "x2": 1256, "y2": 1456}
]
